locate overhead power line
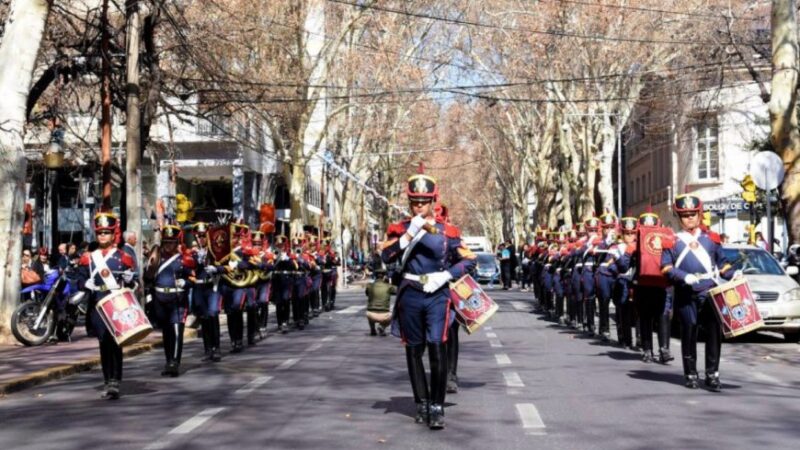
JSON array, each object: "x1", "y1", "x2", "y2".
[
  {"x1": 327, "y1": 0, "x2": 769, "y2": 47},
  {"x1": 545, "y1": 0, "x2": 764, "y2": 22}
]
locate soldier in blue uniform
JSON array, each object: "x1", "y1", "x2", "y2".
[
  {"x1": 78, "y1": 211, "x2": 137, "y2": 399},
  {"x1": 579, "y1": 217, "x2": 602, "y2": 334},
  {"x1": 568, "y1": 226, "x2": 587, "y2": 328},
  {"x1": 220, "y1": 223, "x2": 254, "y2": 353},
  {"x1": 661, "y1": 194, "x2": 735, "y2": 391},
  {"x1": 291, "y1": 237, "x2": 311, "y2": 330},
  {"x1": 596, "y1": 213, "x2": 619, "y2": 341},
  {"x1": 321, "y1": 239, "x2": 339, "y2": 311},
  {"x1": 309, "y1": 240, "x2": 324, "y2": 317},
  {"x1": 144, "y1": 224, "x2": 196, "y2": 377},
  {"x1": 189, "y1": 222, "x2": 223, "y2": 362},
  {"x1": 612, "y1": 216, "x2": 638, "y2": 349},
  {"x1": 248, "y1": 231, "x2": 274, "y2": 341},
  {"x1": 271, "y1": 235, "x2": 294, "y2": 333},
  {"x1": 381, "y1": 168, "x2": 476, "y2": 430}
]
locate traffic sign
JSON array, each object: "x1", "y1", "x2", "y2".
[{"x1": 751, "y1": 151, "x2": 784, "y2": 191}]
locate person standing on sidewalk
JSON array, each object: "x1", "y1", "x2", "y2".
[
  {"x1": 77, "y1": 212, "x2": 136, "y2": 399},
  {"x1": 381, "y1": 167, "x2": 476, "y2": 430}
]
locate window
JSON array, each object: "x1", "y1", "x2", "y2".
[{"x1": 694, "y1": 117, "x2": 719, "y2": 181}]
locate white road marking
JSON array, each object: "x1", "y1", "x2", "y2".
[
  {"x1": 504, "y1": 371, "x2": 525, "y2": 388},
  {"x1": 322, "y1": 336, "x2": 335, "y2": 342},
  {"x1": 235, "y1": 376, "x2": 273, "y2": 395},
  {"x1": 489, "y1": 339, "x2": 503, "y2": 348},
  {"x1": 516, "y1": 403, "x2": 546, "y2": 434},
  {"x1": 168, "y1": 407, "x2": 226, "y2": 435},
  {"x1": 751, "y1": 371, "x2": 783, "y2": 386},
  {"x1": 305, "y1": 342, "x2": 323, "y2": 352},
  {"x1": 336, "y1": 305, "x2": 365, "y2": 315},
  {"x1": 495, "y1": 353, "x2": 512, "y2": 365},
  {"x1": 511, "y1": 301, "x2": 529, "y2": 311},
  {"x1": 277, "y1": 358, "x2": 299, "y2": 370},
  {"x1": 484, "y1": 326, "x2": 493, "y2": 331},
  {"x1": 486, "y1": 332, "x2": 498, "y2": 338}
]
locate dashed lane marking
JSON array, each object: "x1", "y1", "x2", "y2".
[
  {"x1": 503, "y1": 371, "x2": 525, "y2": 388},
  {"x1": 751, "y1": 371, "x2": 783, "y2": 386},
  {"x1": 277, "y1": 358, "x2": 300, "y2": 370},
  {"x1": 511, "y1": 301, "x2": 530, "y2": 311},
  {"x1": 486, "y1": 332, "x2": 498, "y2": 338},
  {"x1": 495, "y1": 353, "x2": 512, "y2": 365},
  {"x1": 336, "y1": 305, "x2": 365, "y2": 315},
  {"x1": 322, "y1": 336, "x2": 336, "y2": 342},
  {"x1": 515, "y1": 403, "x2": 546, "y2": 434},
  {"x1": 305, "y1": 342, "x2": 323, "y2": 352},
  {"x1": 235, "y1": 376, "x2": 273, "y2": 395},
  {"x1": 168, "y1": 407, "x2": 226, "y2": 435},
  {"x1": 489, "y1": 339, "x2": 503, "y2": 348},
  {"x1": 484, "y1": 326, "x2": 493, "y2": 331}
]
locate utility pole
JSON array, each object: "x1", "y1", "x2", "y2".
[
  {"x1": 100, "y1": 0, "x2": 112, "y2": 210},
  {"x1": 125, "y1": 0, "x2": 144, "y2": 269},
  {"x1": 319, "y1": 159, "x2": 326, "y2": 243}
]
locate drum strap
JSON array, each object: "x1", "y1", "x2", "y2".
[
  {"x1": 157, "y1": 253, "x2": 181, "y2": 276},
  {"x1": 675, "y1": 231, "x2": 714, "y2": 275},
  {"x1": 400, "y1": 229, "x2": 427, "y2": 271},
  {"x1": 90, "y1": 250, "x2": 120, "y2": 291}
]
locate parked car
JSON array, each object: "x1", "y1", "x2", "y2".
[
  {"x1": 723, "y1": 244, "x2": 800, "y2": 342},
  {"x1": 473, "y1": 252, "x2": 500, "y2": 284}
]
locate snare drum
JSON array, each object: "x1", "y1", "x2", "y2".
[
  {"x1": 95, "y1": 288, "x2": 153, "y2": 346},
  {"x1": 449, "y1": 274, "x2": 498, "y2": 334},
  {"x1": 708, "y1": 278, "x2": 764, "y2": 339}
]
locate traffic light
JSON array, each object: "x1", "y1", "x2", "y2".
[
  {"x1": 702, "y1": 211, "x2": 711, "y2": 227},
  {"x1": 741, "y1": 174, "x2": 757, "y2": 203}
]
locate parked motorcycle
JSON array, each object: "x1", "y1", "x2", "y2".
[
  {"x1": 20, "y1": 270, "x2": 61, "y2": 304},
  {"x1": 11, "y1": 270, "x2": 87, "y2": 346}
]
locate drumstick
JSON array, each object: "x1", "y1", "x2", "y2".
[{"x1": 422, "y1": 223, "x2": 439, "y2": 235}]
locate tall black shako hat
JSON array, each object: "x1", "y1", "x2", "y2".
[{"x1": 406, "y1": 163, "x2": 438, "y2": 202}]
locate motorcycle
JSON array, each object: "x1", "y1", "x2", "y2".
[
  {"x1": 11, "y1": 269, "x2": 87, "y2": 346},
  {"x1": 20, "y1": 270, "x2": 61, "y2": 304}
]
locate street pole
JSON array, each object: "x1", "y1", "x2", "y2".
[
  {"x1": 125, "y1": 0, "x2": 143, "y2": 273},
  {"x1": 100, "y1": 0, "x2": 112, "y2": 210},
  {"x1": 767, "y1": 167, "x2": 774, "y2": 254},
  {"x1": 616, "y1": 117, "x2": 622, "y2": 218},
  {"x1": 319, "y1": 160, "x2": 325, "y2": 243}
]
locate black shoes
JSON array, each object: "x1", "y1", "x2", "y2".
[
  {"x1": 231, "y1": 341, "x2": 244, "y2": 353},
  {"x1": 210, "y1": 347, "x2": 222, "y2": 362},
  {"x1": 446, "y1": 376, "x2": 458, "y2": 394},
  {"x1": 102, "y1": 380, "x2": 121, "y2": 400},
  {"x1": 161, "y1": 361, "x2": 180, "y2": 377},
  {"x1": 641, "y1": 350, "x2": 655, "y2": 363},
  {"x1": 685, "y1": 374, "x2": 700, "y2": 389},
  {"x1": 428, "y1": 404, "x2": 445, "y2": 430},
  {"x1": 705, "y1": 373, "x2": 722, "y2": 392},
  {"x1": 659, "y1": 348, "x2": 675, "y2": 364},
  {"x1": 415, "y1": 401, "x2": 430, "y2": 424}
]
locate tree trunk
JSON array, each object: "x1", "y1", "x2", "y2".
[
  {"x1": 771, "y1": 0, "x2": 800, "y2": 243},
  {"x1": 125, "y1": 0, "x2": 144, "y2": 276},
  {"x1": 597, "y1": 115, "x2": 617, "y2": 214},
  {"x1": 0, "y1": 0, "x2": 51, "y2": 341},
  {"x1": 288, "y1": 161, "x2": 308, "y2": 237}
]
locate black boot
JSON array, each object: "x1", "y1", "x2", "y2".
[
  {"x1": 161, "y1": 322, "x2": 176, "y2": 376},
  {"x1": 685, "y1": 373, "x2": 699, "y2": 389},
  {"x1": 705, "y1": 372, "x2": 722, "y2": 392},
  {"x1": 171, "y1": 324, "x2": 184, "y2": 377},
  {"x1": 210, "y1": 315, "x2": 222, "y2": 362},
  {"x1": 659, "y1": 347, "x2": 674, "y2": 364},
  {"x1": 428, "y1": 343, "x2": 448, "y2": 430},
  {"x1": 446, "y1": 324, "x2": 459, "y2": 394},
  {"x1": 405, "y1": 345, "x2": 429, "y2": 424},
  {"x1": 247, "y1": 308, "x2": 258, "y2": 346},
  {"x1": 201, "y1": 318, "x2": 213, "y2": 362}
]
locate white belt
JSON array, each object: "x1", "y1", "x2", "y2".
[
  {"x1": 404, "y1": 273, "x2": 439, "y2": 283},
  {"x1": 695, "y1": 273, "x2": 716, "y2": 280},
  {"x1": 583, "y1": 262, "x2": 594, "y2": 267},
  {"x1": 155, "y1": 287, "x2": 184, "y2": 294},
  {"x1": 575, "y1": 263, "x2": 583, "y2": 268}
]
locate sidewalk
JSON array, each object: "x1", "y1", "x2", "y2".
[{"x1": 0, "y1": 327, "x2": 174, "y2": 396}]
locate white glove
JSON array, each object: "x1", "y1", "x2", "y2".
[
  {"x1": 280, "y1": 253, "x2": 289, "y2": 261},
  {"x1": 733, "y1": 270, "x2": 744, "y2": 280},
  {"x1": 121, "y1": 270, "x2": 135, "y2": 283},
  {"x1": 684, "y1": 274, "x2": 700, "y2": 286},
  {"x1": 204, "y1": 265, "x2": 218, "y2": 275},
  {"x1": 228, "y1": 260, "x2": 238, "y2": 269},
  {"x1": 176, "y1": 279, "x2": 187, "y2": 288},
  {"x1": 406, "y1": 215, "x2": 427, "y2": 237},
  {"x1": 423, "y1": 271, "x2": 453, "y2": 293}
]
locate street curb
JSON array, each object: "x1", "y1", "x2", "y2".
[{"x1": 0, "y1": 329, "x2": 197, "y2": 397}]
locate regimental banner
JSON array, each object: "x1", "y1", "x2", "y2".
[
  {"x1": 637, "y1": 226, "x2": 672, "y2": 288},
  {"x1": 708, "y1": 278, "x2": 764, "y2": 339},
  {"x1": 208, "y1": 224, "x2": 231, "y2": 264},
  {"x1": 449, "y1": 274, "x2": 498, "y2": 334}
]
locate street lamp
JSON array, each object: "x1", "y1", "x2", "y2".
[{"x1": 43, "y1": 127, "x2": 65, "y2": 169}]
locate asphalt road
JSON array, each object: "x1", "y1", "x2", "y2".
[{"x1": 1, "y1": 288, "x2": 799, "y2": 450}]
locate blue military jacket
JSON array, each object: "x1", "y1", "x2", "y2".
[
  {"x1": 78, "y1": 247, "x2": 136, "y2": 302},
  {"x1": 381, "y1": 218, "x2": 476, "y2": 291},
  {"x1": 661, "y1": 229, "x2": 732, "y2": 298}
]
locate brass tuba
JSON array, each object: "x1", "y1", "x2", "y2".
[{"x1": 221, "y1": 252, "x2": 259, "y2": 287}]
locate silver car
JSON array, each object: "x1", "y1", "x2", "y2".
[
  {"x1": 723, "y1": 244, "x2": 800, "y2": 342},
  {"x1": 474, "y1": 252, "x2": 500, "y2": 284}
]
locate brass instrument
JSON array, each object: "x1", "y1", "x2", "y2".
[{"x1": 221, "y1": 251, "x2": 260, "y2": 287}]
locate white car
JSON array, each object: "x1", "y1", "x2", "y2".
[{"x1": 723, "y1": 244, "x2": 800, "y2": 342}]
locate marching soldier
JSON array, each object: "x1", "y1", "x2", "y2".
[
  {"x1": 596, "y1": 213, "x2": 620, "y2": 341},
  {"x1": 272, "y1": 235, "x2": 294, "y2": 333},
  {"x1": 220, "y1": 223, "x2": 254, "y2": 353},
  {"x1": 308, "y1": 238, "x2": 324, "y2": 317},
  {"x1": 579, "y1": 217, "x2": 602, "y2": 334},
  {"x1": 612, "y1": 216, "x2": 638, "y2": 349},
  {"x1": 77, "y1": 211, "x2": 137, "y2": 399},
  {"x1": 321, "y1": 240, "x2": 340, "y2": 311},
  {"x1": 247, "y1": 231, "x2": 273, "y2": 345},
  {"x1": 568, "y1": 225, "x2": 587, "y2": 328},
  {"x1": 291, "y1": 237, "x2": 311, "y2": 330},
  {"x1": 661, "y1": 194, "x2": 735, "y2": 391},
  {"x1": 144, "y1": 224, "x2": 196, "y2": 377},
  {"x1": 189, "y1": 222, "x2": 223, "y2": 362},
  {"x1": 381, "y1": 167, "x2": 476, "y2": 429}
]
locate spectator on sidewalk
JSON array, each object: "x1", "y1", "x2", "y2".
[
  {"x1": 31, "y1": 247, "x2": 52, "y2": 279},
  {"x1": 122, "y1": 231, "x2": 139, "y2": 273},
  {"x1": 365, "y1": 267, "x2": 395, "y2": 336},
  {"x1": 499, "y1": 243, "x2": 512, "y2": 290},
  {"x1": 57, "y1": 243, "x2": 69, "y2": 273}
]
